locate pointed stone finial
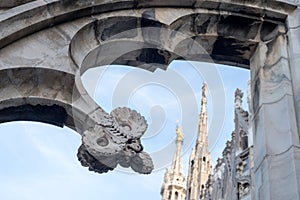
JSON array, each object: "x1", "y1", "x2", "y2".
[{"x1": 235, "y1": 88, "x2": 243, "y2": 108}]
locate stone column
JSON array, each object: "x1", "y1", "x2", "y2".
[
  {"x1": 288, "y1": 7, "x2": 300, "y2": 140},
  {"x1": 250, "y1": 25, "x2": 300, "y2": 199}
]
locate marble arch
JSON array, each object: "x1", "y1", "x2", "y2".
[{"x1": 0, "y1": 1, "x2": 300, "y2": 199}]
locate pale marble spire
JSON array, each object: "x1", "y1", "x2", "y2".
[
  {"x1": 187, "y1": 82, "x2": 212, "y2": 200},
  {"x1": 161, "y1": 122, "x2": 186, "y2": 200}
]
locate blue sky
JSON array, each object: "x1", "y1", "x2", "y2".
[{"x1": 0, "y1": 61, "x2": 249, "y2": 200}]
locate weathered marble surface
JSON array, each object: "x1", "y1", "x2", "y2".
[
  {"x1": 0, "y1": 0, "x2": 34, "y2": 8},
  {"x1": 249, "y1": 8, "x2": 300, "y2": 199},
  {"x1": 0, "y1": 1, "x2": 300, "y2": 193}
]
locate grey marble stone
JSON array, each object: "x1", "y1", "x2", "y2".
[{"x1": 0, "y1": 0, "x2": 300, "y2": 188}]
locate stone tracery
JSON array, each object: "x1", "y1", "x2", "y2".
[{"x1": 0, "y1": 2, "x2": 300, "y2": 199}]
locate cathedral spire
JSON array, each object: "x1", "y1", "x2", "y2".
[
  {"x1": 161, "y1": 123, "x2": 186, "y2": 200},
  {"x1": 187, "y1": 82, "x2": 212, "y2": 200}
]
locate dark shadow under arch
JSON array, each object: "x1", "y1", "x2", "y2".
[{"x1": 0, "y1": 104, "x2": 67, "y2": 128}]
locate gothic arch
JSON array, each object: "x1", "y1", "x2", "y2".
[
  {"x1": 0, "y1": 67, "x2": 75, "y2": 128},
  {"x1": 1, "y1": 1, "x2": 300, "y2": 199}
]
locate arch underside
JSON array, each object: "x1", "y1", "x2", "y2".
[
  {"x1": 0, "y1": 0, "x2": 295, "y2": 175},
  {"x1": 0, "y1": 67, "x2": 78, "y2": 129}
]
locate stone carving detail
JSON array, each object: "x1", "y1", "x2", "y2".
[
  {"x1": 238, "y1": 182, "x2": 250, "y2": 198},
  {"x1": 77, "y1": 107, "x2": 154, "y2": 174},
  {"x1": 236, "y1": 158, "x2": 247, "y2": 176},
  {"x1": 235, "y1": 88, "x2": 243, "y2": 108}
]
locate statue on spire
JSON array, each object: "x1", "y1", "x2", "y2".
[
  {"x1": 200, "y1": 82, "x2": 208, "y2": 114},
  {"x1": 235, "y1": 88, "x2": 243, "y2": 108},
  {"x1": 202, "y1": 82, "x2": 208, "y2": 98},
  {"x1": 176, "y1": 124, "x2": 184, "y2": 142}
]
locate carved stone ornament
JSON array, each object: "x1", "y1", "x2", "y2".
[
  {"x1": 236, "y1": 157, "x2": 247, "y2": 176},
  {"x1": 238, "y1": 182, "x2": 250, "y2": 198},
  {"x1": 235, "y1": 88, "x2": 243, "y2": 108},
  {"x1": 77, "y1": 107, "x2": 154, "y2": 174}
]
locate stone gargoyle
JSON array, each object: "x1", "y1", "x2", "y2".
[{"x1": 77, "y1": 107, "x2": 154, "y2": 174}]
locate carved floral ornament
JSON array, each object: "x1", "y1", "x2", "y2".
[{"x1": 77, "y1": 107, "x2": 154, "y2": 174}]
